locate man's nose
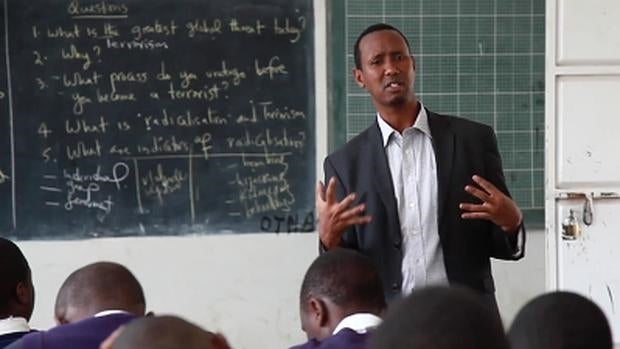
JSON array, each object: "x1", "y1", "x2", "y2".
[{"x1": 384, "y1": 59, "x2": 400, "y2": 75}]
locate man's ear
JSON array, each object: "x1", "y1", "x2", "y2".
[
  {"x1": 411, "y1": 54, "x2": 416, "y2": 71},
  {"x1": 352, "y1": 68, "x2": 365, "y2": 89}
]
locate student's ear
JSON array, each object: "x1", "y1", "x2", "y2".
[
  {"x1": 309, "y1": 297, "x2": 328, "y2": 326},
  {"x1": 15, "y1": 280, "x2": 31, "y2": 305},
  {"x1": 55, "y1": 315, "x2": 69, "y2": 325},
  {"x1": 352, "y1": 68, "x2": 365, "y2": 89}
]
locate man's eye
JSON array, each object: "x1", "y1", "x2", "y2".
[{"x1": 395, "y1": 54, "x2": 404, "y2": 61}]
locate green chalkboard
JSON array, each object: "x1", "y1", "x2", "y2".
[{"x1": 329, "y1": 0, "x2": 545, "y2": 227}]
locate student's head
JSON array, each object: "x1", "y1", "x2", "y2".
[
  {"x1": 54, "y1": 261, "x2": 145, "y2": 324},
  {"x1": 353, "y1": 23, "x2": 416, "y2": 109},
  {"x1": 369, "y1": 286, "x2": 509, "y2": 349},
  {"x1": 508, "y1": 291, "x2": 612, "y2": 349},
  {"x1": 299, "y1": 248, "x2": 386, "y2": 341},
  {"x1": 0, "y1": 237, "x2": 35, "y2": 320},
  {"x1": 107, "y1": 315, "x2": 230, "y2": 349}
]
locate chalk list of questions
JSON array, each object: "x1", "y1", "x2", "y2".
[{"x1": 0, "y1": 0, "x2": 315, "y2": 239}]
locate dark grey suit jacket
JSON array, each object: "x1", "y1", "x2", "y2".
[{"x1": 323, "y1": 109, "x2": 525, "y2": 299}]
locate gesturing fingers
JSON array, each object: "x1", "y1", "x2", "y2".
[
  {"x1": 471, "y1": 175, "x2": 499, "y2": 195},
  {"x1": 325, "y1": 177, "x2": 338, "y2": 206},
  {"x1": 464, "y1": 184, "x2": 490, "y2": 203},
  {"x1": 460, "y1": 175, "x2": 523, "y2": 233},
  {"x1": 316, "y1": 181, "x2": 326, "y2": 204}
]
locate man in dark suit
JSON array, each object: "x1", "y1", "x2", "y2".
[
  {"x1": 7, "y1": 261, "x2": 146, "y2": 349},
  {"x1": 0, "y1": 238, "x2": 36, "y2": 348},
  {"x1": 317, "y1": 23, "x2": 525, "y2": 305},
  {"x1": 290, "y1": 249, "x2": 385, "y2": 349}
]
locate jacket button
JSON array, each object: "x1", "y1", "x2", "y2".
[
  {"x1": 392, "y1": 283, "x2": 399, "y2": 291},
  {"x1": 393, "y1": 240, "x2": 401, "y2": 248}
]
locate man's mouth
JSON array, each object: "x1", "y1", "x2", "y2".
[{"x1": 385, "y1": 81, "x2": 404, "y2": 90}]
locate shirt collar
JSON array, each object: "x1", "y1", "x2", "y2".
[
  {"x1": 93, "y1": 310, "x2": 130, "y2": 318},
  {"x1": 332, "y1": 313, "x2": 382, "y2": 335},
  {"x1": 0, "y1": 316, "x2": 30, "y2": 335},
  {"x1": 376, "y1": 104, "x2": 432, "y2": 147}
]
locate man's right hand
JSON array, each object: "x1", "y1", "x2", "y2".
[{"x1": 316, "y1": 177, "x2": 372, "y2": 250}]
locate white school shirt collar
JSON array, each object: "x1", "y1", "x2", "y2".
[
  {"x1": 332, "y1": 313, "x2": 382, "y2": 335},
  {"x1": 94, "y1": 310, "x2": 130, "y2": 318},
  {"x1": 0, "y1": 316, "x2": 30, "y2": 335}
]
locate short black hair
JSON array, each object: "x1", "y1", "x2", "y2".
[
  {"x1": 508, "y1": 291, "x2": 612, "y2": 349},
  {"x1": 55, "y1": 261, "x2": 146, "y2": 320},
  {"x1": 112, "y1": 315, "x2": 221, "y2": 349},
  {"x1": 354, "y1": 23, "x2": 411, "y2": 70},
  {"x1": 369, "y1": 286, "x2": 509, "y2": 349},
  {"x1": 300, "y1": 248, "x2": 385, "y2": 312},
  {"x1": 0, "y1": 238, "x2": 31, "y2": 316}
]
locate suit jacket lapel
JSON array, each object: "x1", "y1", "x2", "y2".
[
  {"x1": 428, "y1": 110, "x2": 455, "y2": 230},
  {"x1": 367, "y1": 123, "x2": 400, "y2": 235}
]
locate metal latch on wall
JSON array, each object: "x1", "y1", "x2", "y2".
[{"x1": 556, "y1": 191, "x2": 620, "y2": 228}]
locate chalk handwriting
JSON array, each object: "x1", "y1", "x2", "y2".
[
  {"x1": 139, "y1": 108, "x2": 227, "y2": 131},
  {"x1": 61, "y1": 44, "x2": 92, "y2": 70},
  {"x1": 0, "y1": 168, "x2": 10, "y2": 184},
  {"x1": 65, "y1": 116, "x2": 109, "y2": 134},
  {"x1": 136, "y1": 136, "x2": 189, "y2": 155},
  {"x1": 229, "y1": 19, "x2": 265, "y2": 35},
  {"x1": 186, "y1": 19, "x2": 222, "y2": 37},
  {"x1": 131, "y1": 20, "x2": 178, "y2": 41},
  {"x1": 141, "y1": 164, "x2": 188, "y2": 205},
  {"x1": 106, "y1": 38, "x2": 169, "y2": 50},
  {"x1": 273, "y1": 17, "x2": 306, "y2": 43},
  {"x1": 255, "y1": 56, "x2": 288, "y2": 80},
  {"x1": 62, "y1": 162, "x2": 129, "y2": 190},
  {"x1": 63, "y1": 71, "x2": 103, "y2": 87},
  {"x1": 204, "y1": 60, "x2": 246, "y2": 85},
  {"x1": 226, "y1": 128, "x2": 306, "y2": 150},
  {"x1": 66, "y1": 139, "x2": 102, "y2": 160},
  {"x1": 67, "y1": 0, "x2": 129, "y2": 16}
]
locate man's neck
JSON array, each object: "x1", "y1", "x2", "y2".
[{"x1": 376, "y1": 100, "x2": 420, "y2": 133}]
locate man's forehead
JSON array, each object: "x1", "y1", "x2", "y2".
[{"x1": 359, "y1": 30, "x2": 409, "y2": 55}]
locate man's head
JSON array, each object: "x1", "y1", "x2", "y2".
[
  {"x1": 0, "y1": 238, "x2": 35, "y2": 320},
  {"x1": 54, "y1": 261, "x2": 145, "y2": 325},
  {"x1": 369, "y1": 286, "x2": 509, "y2": 349},
  {"x1": 108, "y1": 315, "x2": 230, "y2": 349},
  {"x1": 299, "y1": 248, "x2": 386, "y2": 341},
  {"x1": 353, "y1": 23, "x2": 416, "y2": 108},
  {"x1": 508, "y1": 291, "x2": 612, "y2": 349}
]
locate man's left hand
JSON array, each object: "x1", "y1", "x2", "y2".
[{"x1": 459, "y1": 175, "x2": 522, "y2": 234}]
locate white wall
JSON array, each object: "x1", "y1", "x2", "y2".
[{"x1": 18, "y1": 234, "x2": 318, "y2": 349}]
